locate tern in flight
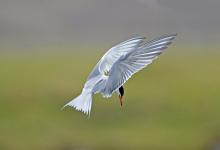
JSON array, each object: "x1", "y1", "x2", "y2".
[{"x1": 63, "y1": 34, "x2": 177, "y2": 115}]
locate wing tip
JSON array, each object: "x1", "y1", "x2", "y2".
[{"x1": 159, "y1": 33, "x2": 177, "y2": 41}]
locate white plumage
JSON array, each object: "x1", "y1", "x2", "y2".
[{"x1": 63, "y1": 34, "x2": 177, "y2": 115}]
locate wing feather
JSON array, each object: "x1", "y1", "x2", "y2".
[
  {"x1": 98, "y1": 37, "x2": 145, "y2": 74},
  {"x1": 101, "y1": 34, "x2": 177, "y2": 96},
  {"x1": 87, "y1": 37, "x2": 145, "y2": 80}
]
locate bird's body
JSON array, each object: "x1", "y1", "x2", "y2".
[{"x1": 63, "y1": 34, "x2": 177, "y2": 115}]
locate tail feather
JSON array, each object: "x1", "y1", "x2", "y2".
[{"x1": 63, "y1": 89, "x2": 92, "y2": 115}]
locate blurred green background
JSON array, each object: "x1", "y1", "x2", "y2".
[{"x1": 1, "y1": 0, "x2": 220, "y2": 150}]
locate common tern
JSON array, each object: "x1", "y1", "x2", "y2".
[{"x1": 63, "y1": 34, "x2": 177, "y2": 115}]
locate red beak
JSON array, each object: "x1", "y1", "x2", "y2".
[{"x1": 118, "y1": 95, "x2": 123, "y2": 107}]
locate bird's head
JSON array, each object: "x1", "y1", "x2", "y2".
[{"x1": 117, "y1": 86, "x2": 124, "y2": 106}]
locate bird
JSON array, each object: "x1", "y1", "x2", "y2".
[{"x1": 63, "y1": 34, "x2": 177, "y2": 115}]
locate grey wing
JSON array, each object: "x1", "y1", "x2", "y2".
[
  {"x1": 101, "y1": 34, "x2": 177, "y2": 96},
  {"x1": 86, "y1": 62, "x2": 101, "y2": 81},
  {"x1": 86, "y1": 37, "x2": 145, "y2": 81}
]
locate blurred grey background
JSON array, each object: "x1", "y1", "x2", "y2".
[
  {"x1": 1, "y1": 1, "x2": 220, "y2": 150},
  {"x1": 0, "y1": 0, "x2": 220, "y2": 48}
]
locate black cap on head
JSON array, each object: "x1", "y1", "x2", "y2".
[{"x1": 119, "y1": 86, "x2": 124, "y2": 97}]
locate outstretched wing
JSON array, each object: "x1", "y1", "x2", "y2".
[
  {"x1": 101, "y1": 34, "x2": 177, "y2": 96},
  {"x1": 87, "y1": 37, "x2": 145, "y2": 80}
]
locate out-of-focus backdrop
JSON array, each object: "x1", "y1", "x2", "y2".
[{"x1": 0, "y1": 0, "x2": 220, "y2": 150}]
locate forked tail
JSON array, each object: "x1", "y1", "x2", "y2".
[{"x1": 63, "y1": 89, "x2": 92, "y2": 115}]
